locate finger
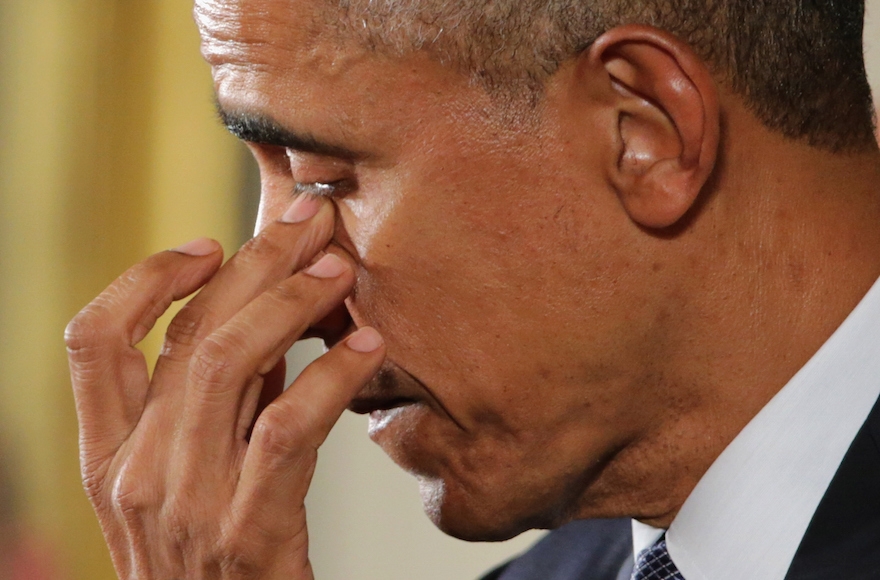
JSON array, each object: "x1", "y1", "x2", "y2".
[
  {"x1": 156, "y1": 196, "x2": 334, "y2": 375},
  {"x1": 243, "y1": 357, "x2": 286, "y2": 442},
  {"x1": 66, "y1": 239, "x2": 223, "y2": 455},
  {"x1": 302, "y1": 301, "x2": 353, "y2": 346},
  {"x1": 233, "y1": 328, "x2": 385, "y2": 530},
  {"x1": 178, "y1": 253, "x2": 357, "y2": 457}
]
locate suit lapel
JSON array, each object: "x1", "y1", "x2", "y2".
[
  {"x1": 479, "y1": 518, "x2": 632, "y2": 580},
  {"x1": 784, "y1": 394, "x2": 880, "y2": 580},
  {"x1": 480, "y1": 395, "x2": 880, "y2": 580}
]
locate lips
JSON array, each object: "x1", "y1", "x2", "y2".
[
  {"x1": 347, "y1": 364, "x2": 430, "y2": 415},
  {"x1": 347, "y1": 395, "x2": 419, "y2": 415}
]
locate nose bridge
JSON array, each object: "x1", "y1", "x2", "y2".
[
  {"x1": 251, "y1": 157, "x2": 294, "y2": 234},
  {"x1": 253, "y1": 180, "x2": 278, "y2": 235},
  {"x1": 253, "y1": 187, "x2": 272, "y2": 236}
]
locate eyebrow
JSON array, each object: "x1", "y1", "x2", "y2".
[{"x1": 216, "y1": 104, "x2": 364, "y2": 161}]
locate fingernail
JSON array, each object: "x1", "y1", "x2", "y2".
[
  {"x1": 304, "y1": 254, "x2": 348, "y2": 278},
  {"x1": 282, "y1": 195, "x2": 323, "y2": 224},
  {"x1": 171, "y1": 237, "x2": 218, "y2": 256},
  {"x1": 346, "y1": 327, "x2": 384, "y2": 353}
]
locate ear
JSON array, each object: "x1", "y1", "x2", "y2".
[{"x1": 587, "y1": 25, "x2": 720, "y2": 229}]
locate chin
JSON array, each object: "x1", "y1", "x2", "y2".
[
  {"x1": 365, "y1": 409, "x2": 540, "y2": 541},
  {"x1": 414, "y1": 475, "x2": 533, "y2": 542},
  {"x1": 363, "y1": 400, "x2": 605, "y2": 541}
]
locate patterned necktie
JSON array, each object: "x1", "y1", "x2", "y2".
[{"x1": 631, "y1": 535, "x2": 685, "y2": 580}]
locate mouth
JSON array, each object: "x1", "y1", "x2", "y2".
[
  {"x1": 346, "y1": 363, "x2": 432, "y2": 416},
  {"x1": 347, "y1": 396, "x2": 420, "y2": 415}
]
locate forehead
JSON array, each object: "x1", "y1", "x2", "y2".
[
  {"x1": 195, "y1": 0, "x2": 490, "y2": 148},
  {"x1": 195, "y1": 0, "x2": 361, "y2": 93},
  {"x1": 196, "y1": 0, "x2": 335, "y2": 66}
]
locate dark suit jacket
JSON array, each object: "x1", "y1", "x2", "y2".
[{"x1": 481, "y1": 396, "x2": 880, "y2": 580}]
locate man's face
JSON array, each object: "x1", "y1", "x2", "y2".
[{"x1": 198, "y1": 0, "x2": 673, "y2": 539}]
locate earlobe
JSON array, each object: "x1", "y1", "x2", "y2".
[{"x1": 589, "y1": 25, "x2": 720, "y2": 229}]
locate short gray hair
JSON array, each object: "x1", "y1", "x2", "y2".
[{"x1": 336, "y1": 0, "x2": 875, "y2": 152}]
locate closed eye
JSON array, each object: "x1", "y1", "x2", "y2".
[{"x1": 293, "y1": 179, "x2": 356, "y2": 199}]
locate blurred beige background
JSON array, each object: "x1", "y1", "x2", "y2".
[{"x1": 0, "y1": 2, "x2": 879, "y2": 578}]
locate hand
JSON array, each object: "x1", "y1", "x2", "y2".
[{"x1": 65, "y1": 197, "x2": 385, "y2": 579}]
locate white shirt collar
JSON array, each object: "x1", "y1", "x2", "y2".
[
  {"x1": 631, "y1": 276, "x2": 880, "y2": 579},
  {"x1": 631, "y1": 520, "x2": 664, "y2": 559}
]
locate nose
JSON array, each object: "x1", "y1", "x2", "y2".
[
  {"x1": 253, "y1": 188, "x2": 290, "y2": 236},
  {"x1": 249, "y1": 190, "x2": 351, "y2": 344},
  {"x1": 253, "y1": 188, "x2": 363, "y2": 345}
]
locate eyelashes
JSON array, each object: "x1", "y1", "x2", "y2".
[
  {"x1": 293, "y1": 181, "x2": 338, "y2": 197},
  {"x1": 292, "y1": 179, "x2": 356, "y2": 199}
]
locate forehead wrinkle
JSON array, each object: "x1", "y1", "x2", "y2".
[
  {"x1": 196, "y1": 0, "x2": 331, "y2": 66},
  {"x1": 195, "y1": 0, "x2": 244, "y2": 52}
]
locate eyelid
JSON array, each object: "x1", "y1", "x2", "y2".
[
  {"x1": 246, "y1": 143, "x2": 290, "y2": 175},
  {"x1": 285, "y1": 148, "x2": 352, "y2": 171},
  {"x1": 286, "y1": 149, "x2": 357, "y2": 199}
]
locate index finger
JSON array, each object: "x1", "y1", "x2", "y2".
[{"x1": 155, "y1": 197, "x2": 335, "y2": 373}]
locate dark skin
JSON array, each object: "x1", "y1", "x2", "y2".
[
  {"x1": 67, "y1": 0, "x2": 880, "y2": 577},
  {"x1": 67, "y1": 203, "x2": 386, "y2": 578}
]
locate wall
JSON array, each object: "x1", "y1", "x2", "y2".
[
  {"x1": 869, "y1": 1, "x2": 880, "y2": 108},
  {"x1": 0, "y1": 1, "x2": 241, "y2": 578}
]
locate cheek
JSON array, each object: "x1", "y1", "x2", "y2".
[
  {"x1": 337, "y1": 195, "x2": 397, "y2": 260},
  {"x1": 338, "y1": 132, "x2": 651, "y2": 422},
  {"x1": 344, "y1": 192, "x2": 579, "y2": 417},
  {"x1": 345, "y1": 188, "x2": 659, "y2": 422}
]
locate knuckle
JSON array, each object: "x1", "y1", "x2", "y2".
[
  {"x1": 65, "y1": 302, "x2": 115, "y2": 358},
  {"x1": 250, "y1": 409, "x2": 308, "y2": 459},
  {"x1": 216, "y1": 537, "x2": 262, "y2": 579},
  {"x1": 164, "y1": 302, "x2": 213, "y2": 355},
  {"x1": 160, "y1": 481, "x2": 217, "y2": 557},
  {"x1": 216, "y1": 515, "x2": 308, "y2": 577},
  {"x1": 240, "y1": 230, "x2": 287, "y2": 264},
  {"x1": 162, "y1": 507, "x2": 197, "y2": 556},
  {"x1": 111, "y1": 469, "x2": 158, "y2": 526},
  {"x1": 188, "y1": 334, "x2": 242, "y2": 392},
  {"x1": 65, "y1": 259, "x2": 165, "y2": 356},
  {"x1": 269, "y1": 279, "x2": 309, "y2": 307}
]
